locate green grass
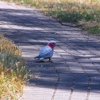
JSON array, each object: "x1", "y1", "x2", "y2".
[
  {"x1": 0, "y1": 35, "x2": 27, "y2": 100},
  {"x1": 43, "y1": 2, "x2": 100, "y2": 34},
  {"x1": 3, "y1": 0, "x2": 99, "y2": 34},
  {"x1": 3, "y1": 1, "x2": 100, "y2": 35}
]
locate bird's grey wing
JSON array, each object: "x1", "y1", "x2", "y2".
[{"x1": 39, "y1": 46, "x2": 53, "y2": 58}]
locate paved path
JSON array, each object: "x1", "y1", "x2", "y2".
[{"x1": 0, "y1": 1, "x2": 100, "y2": 100}]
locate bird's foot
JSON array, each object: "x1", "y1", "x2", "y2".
[
  {"x1": 49, "y1": 60, "x2": 53, "y2": 63},
  {"x1": 48, "y1": 58, "x2": 53, "y2": 63}
]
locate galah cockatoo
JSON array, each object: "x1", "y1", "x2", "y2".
[{"x1": 34, "y1": 40, "x2": 56, "y2": 62}]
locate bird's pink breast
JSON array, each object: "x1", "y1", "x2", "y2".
[{"x1": 47, "y1": 44, "x2": 55, "y2": 49}]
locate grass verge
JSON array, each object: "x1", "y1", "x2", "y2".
[
  {"x1": 0, "y1": 35, "x2": 27, "y2": 100},
  {"x1": 2, "y1": 0, "x2": 100, "y2": 35}
]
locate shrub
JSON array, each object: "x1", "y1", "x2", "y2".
[{"x1": 0, "y1": 35, "x2": 27, "y2": 100}]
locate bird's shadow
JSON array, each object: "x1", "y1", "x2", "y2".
[{"x1": 34, "y1": 60, "x2": 51, "y2": 63}]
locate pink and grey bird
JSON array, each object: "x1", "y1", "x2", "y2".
[{"x1": 34, "y1": 40, "x2": 56, "y2": 62}]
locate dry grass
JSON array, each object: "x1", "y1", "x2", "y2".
[{"x1": 0, "y1": 35, "x2": 27, "y2": 100}]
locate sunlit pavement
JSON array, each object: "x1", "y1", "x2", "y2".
[{"x1": 0, "y1": 1, "x2": 100, "y2": 100}]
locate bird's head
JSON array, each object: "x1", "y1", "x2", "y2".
[{"x1": 47, "y1": 40, "x2": 56, "y2": 49}]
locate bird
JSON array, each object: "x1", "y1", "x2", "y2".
[{"x1": 34, "y1": 40, "x2": 56, "y2": 62}]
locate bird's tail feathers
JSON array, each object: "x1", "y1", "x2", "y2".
[
  {"x1": 34, "y1": 56, "x2": 44, "y2": 61},
  {"x1": 34, "y1": 56, "x2": 41, "y2": 59}
]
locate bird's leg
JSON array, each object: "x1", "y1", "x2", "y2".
[{"x1": 49, "y1": 57, "x2": 53, "y2": 63}]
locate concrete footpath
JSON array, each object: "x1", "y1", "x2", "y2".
[{"x1": 0, "y1": 1, "x2": 100, "y2": 100}]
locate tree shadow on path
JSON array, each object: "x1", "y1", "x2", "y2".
[{"x1": 0, "y1": 7, "x2": 100, "y2": 95}]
